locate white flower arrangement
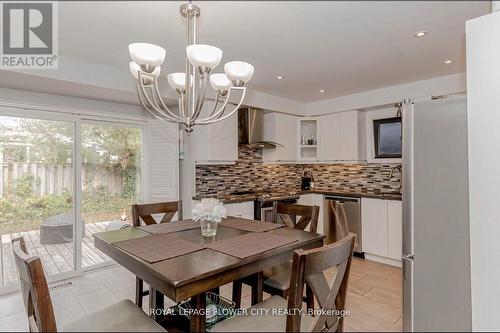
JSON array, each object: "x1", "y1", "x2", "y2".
[{"x1": 192, "y1": 198, "x2": 227, "y2": 223}]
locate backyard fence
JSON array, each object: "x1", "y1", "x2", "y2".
[{"x1": 0, "y1": 162, "x2": 124, "y2": 197}]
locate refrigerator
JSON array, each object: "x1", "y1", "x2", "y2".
[{"x1": 402, "y1": 96, "x2": 472, "y2": 331}]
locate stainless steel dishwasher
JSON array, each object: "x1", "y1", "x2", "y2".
[{"x1": 323, "y1": 195, "x2": 362, "y2": 253}]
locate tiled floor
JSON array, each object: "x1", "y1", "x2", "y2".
[{"x1": 0, "y1": 257, "x2": 401, "y2": 332}]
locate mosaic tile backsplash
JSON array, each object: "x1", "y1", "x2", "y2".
[{"x1": 195, "y1": 146, "x2": 402, "y2": 197}]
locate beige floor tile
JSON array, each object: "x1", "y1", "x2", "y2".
[{"x1": 364, "y1": 287, "x2": 402, "y2": 310}]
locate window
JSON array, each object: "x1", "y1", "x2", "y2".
[{"x1": 373, "y1": 117, "x2": 402, "y2": 159}]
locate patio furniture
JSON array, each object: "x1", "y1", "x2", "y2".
[
  {"x1": 105, "y1": 220, "x2": 132, "y2": 231},
  {"x1": 39, "y1": 213, "x2": 86, "y2": 245},
  {"x1": 11, "y1": 237, "x2": 165, "y2": 332},
  {"x1": 209, "y1": 233, "x2": 356, "y2": 332}
]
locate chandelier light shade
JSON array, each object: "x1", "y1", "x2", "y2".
[{"x1": 128, "y1": 2, "x2": 254, "y2": 134}]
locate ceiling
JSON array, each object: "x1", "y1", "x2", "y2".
[{"x1": 4, "y1": 1, "x2": 492, "y2": 104}]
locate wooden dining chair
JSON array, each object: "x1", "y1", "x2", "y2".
[
  {"x1": 232, "y1": 202, "x2": 320, "y2": 308},
  {"x1": 210, "y1": 233, "x2": 356, "y2": 332},
  {"x1": 12, "y1": 237, "x2": 165, "y2": 332},
  {"x1": 132, "y1": 200, "x2": 183, "y2": 308}
]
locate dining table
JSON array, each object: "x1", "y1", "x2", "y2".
[{"x1": 93, "y1": 216, "x2": 324, "y2": 332}]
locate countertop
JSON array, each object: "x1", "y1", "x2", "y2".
[{"x1": 193, "y1": 189, "x2": 402, "y2": 203}]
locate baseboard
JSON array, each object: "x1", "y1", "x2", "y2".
[{"x1": 364, "y1": 253, "x2": 402, "y2": 267}]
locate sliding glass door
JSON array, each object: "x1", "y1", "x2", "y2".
[
  {"x1": 0, "y1": 113, "x2": 144, "y2": 290},
  {"x1": 0, "y1": 115, "x2": 76, "y2": 288},
  {"x1": 80, "y1": 122, "x2": 143, "y2": 268}
]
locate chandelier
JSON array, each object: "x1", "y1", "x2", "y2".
[{"x1": 128, "y1": 2, "x2": 254, "y2": 134}]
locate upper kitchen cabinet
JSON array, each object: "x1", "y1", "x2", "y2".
[
  {"x1": 339, "y1": 110, "x2": 366, "y2": 161},
  {"x1": 262, "y1": 112, "x2": 298, "y2": 162},
  {"x1": 318, "y1": 113, "x2": 340, "y2": 161},
  {"x1": 191, "y1": 102, "x2": 238, "y2": 164},
  {"x1": 298, "y1": 118, "x2": 318, "y2": 160},
  {"x1": 317, "y1": 110, "x2": 366, "y2": 162}
]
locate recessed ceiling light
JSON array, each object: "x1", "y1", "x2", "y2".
[
  {"x1": 414, "y1": 31, "x2": 427, "y2": 38},
  {"x1": 319, "y1": 89, "x2": 325, "y2": 93},
  {"x1": 444, "y1": 59, "x2": 453, "y2": 64},
  {"x1": 276, "y1": 75, "x2": 284, "y2": 80}
]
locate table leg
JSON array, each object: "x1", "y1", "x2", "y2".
[
  {"x1": 149, "y1": 287, "x2": 165, "y2": 322},
  {"x1": 251, "y1": 271, "x2": 263, "y2": 305},
  {"x1": 190, "y1": 292, "x2": 206, "y2": 332}
]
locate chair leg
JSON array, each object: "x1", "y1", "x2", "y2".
[
  {"x1": 232, "y1": 280, "x2": 243, "y2": 308},
  {"x1": 135, "y1": 277, "x2": 143, "y2": 308},
  {"x1": 305, "y1": 283, "x2": 315, "y2": 312},
  {"x1": 251, "y1": 272, "x2": 264, "y2": 305}
]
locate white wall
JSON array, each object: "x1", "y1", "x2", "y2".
[
  {"x1": 466, "y1": 11, "x2": 500, "y2": 331},
  {"x1": 305, "y1": 73, "x2": 466, "y2": 115}
]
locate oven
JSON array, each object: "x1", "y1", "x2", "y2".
[{"x1": 254, "y1": 197, "x2": 298, "y2": 222}]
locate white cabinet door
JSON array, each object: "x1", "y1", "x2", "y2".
[
  {"x1": 262, "y1": 112, "x2": 297, "y2": 162},
  {"x1": 191, "y1": 103, "x2": 238, "y2": 162},
  {"x1": 298, "y1": 194, "x2": 324, "y2": 234},
  {"x1": 318, "y1": 113, "x2": 340, "y2": 161},
  {"x1": 387, "y1": 200, "x2": 402, "y2": 260},
  {"x1": 276, "y1": 113, "x2": 297, "y2": 161},
  {"x1": 224, "y1": 201, "x2": 254, "y2": 219},
  {"x1": 361, "y1": 198, "x2": 388, "y2": 257},
  {"x1": 339, "y1": 111, "x2": 360, "y2": 161}
]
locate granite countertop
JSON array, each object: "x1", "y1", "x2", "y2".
[
  {"x1": 301, "y1": 189, "x2": 402, "y2": 201},
  {"x1": 192, "y1": 193, "x2": 261, "y2": 204},
  {"x1": 193, "y1": 188, "x2": 402, "y2": 203}
]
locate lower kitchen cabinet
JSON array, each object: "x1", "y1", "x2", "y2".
[
  {"x1": 387, "y1": 200, "x2": 403, "y2": 260},
  {"x1": 224, "y1": 201, "x2": 255, "y2": 219},
  {"x1": 361, "y1": 198, "x2": 402, "y2": 262},
  {"x1": 298, "y1": 194, "x2": 324, "y2": 235}
]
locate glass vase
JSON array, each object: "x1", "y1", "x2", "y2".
[{"x1": 200, "y1": 219, "x2": 218, "y2": 237}]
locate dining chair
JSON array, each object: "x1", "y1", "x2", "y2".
[
  {"x1": 232, "y1": 202, "x2": 320, "y2": 308},
  {"x1": 132, "y1": 200, "x2": 183, "y2": 308},
  {"x1": 12, "y1": 237, "x2": 166, "y2": 332},
  {"x1": 210, "y1": 233, "x2": 356, "y2": 332}
]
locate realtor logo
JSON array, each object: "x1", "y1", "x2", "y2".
[{"x1": 1, "y1": 1, "x2": 58, "y2": 69}]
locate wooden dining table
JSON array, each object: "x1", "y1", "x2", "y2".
[{"x1": 93, "y1": 217, "x2": 324, "y2": 332}]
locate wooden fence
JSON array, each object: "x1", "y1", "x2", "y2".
[{"x1": 0, "y1": 162, "x2": 124, "y2": 197}]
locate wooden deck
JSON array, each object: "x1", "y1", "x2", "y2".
[{"x1": 0, "y1": 221, "x2": 111, "y2": 287}]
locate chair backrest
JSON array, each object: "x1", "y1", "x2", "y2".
[
  {"x1": 272, "y1": 202, "x2": 320, "y2": 233},
  {"x1": 325, "y1": 200, "x2": 350, "y2": 243},
  {"x1": 12, "y1": 237, "x2": 57, "y2": 332},
  {"x1": 286, "y1": 233, "x2": 356, "y2": 332},
  {"x1": 132, "y1": 200, "x2": 183, "y2": 227}
]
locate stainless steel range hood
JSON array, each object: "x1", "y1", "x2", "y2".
[{"x1": 238, "y1": 107, "x2": 283, "y2": 148}]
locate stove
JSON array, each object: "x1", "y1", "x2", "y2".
[{"x1": 253, "y1": 190, "x2": 300, "y2": 221}]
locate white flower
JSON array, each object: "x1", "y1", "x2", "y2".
[{"x1": 192, "y1": 198, "x2": 227, "y2": 223}]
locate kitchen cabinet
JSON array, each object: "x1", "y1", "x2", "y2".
[
  {"x1": 298, "y1": 193, "x2": 324, "y2": 235},
  {"x1": 318, "y1": 113, "x2": 340, "y2": 161},
  {"x1": 361, "y1": 198, "x2": 402, "y2": 261},
  {"x1": 262, "y1": 112, "x2": 297, "y2": 162},
  {"x1": 191, "y1": 103, "x2": 238, "y2": 163},
  {"x1": 224, "y1": 201, "x2": 254, "y2": 219},
  {"x1": 297, "y1": 118, "x2": 318, "y2": 160},
  {"x1": 339, "y1": 110, "x2": 366, "y2": 161},
  {"x1": 316, "y1": 110, "x2": 365, "y2": 162},
  {"x1": 192, "y1": 200, "x2": 254, "y2": 219},
  {"x1": 361, "y1": 198, "x2": 388, "y2": 257},
  {"x1": 387, "y1": 200, "x2": 403, "y2": 260}
]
